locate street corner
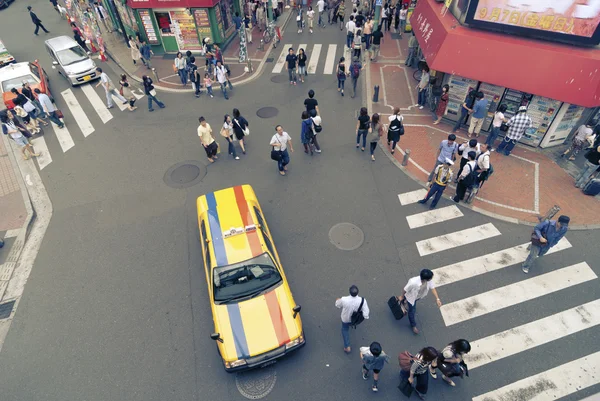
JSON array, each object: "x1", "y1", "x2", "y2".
[{"x1": 369, "y1": 63, "x2": 417, "y2": 114}]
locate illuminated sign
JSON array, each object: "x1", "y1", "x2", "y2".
[{"x1": 465, "y1": 0, "x2": 600, "y2": 46}]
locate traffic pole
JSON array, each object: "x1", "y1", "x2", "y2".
[{"x1": 373, "y1": 0, "x2": 382, "y2": 30}]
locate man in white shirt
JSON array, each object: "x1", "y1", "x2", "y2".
[
  {"x1": 95, "y1": 67, "x2": 127, "y2": 108},
  {"x1": 475, "y1": 143, "x2": 491, "y2": 186},
  {"x1": 270, "y1": 124, "x2": 294, "y2": 175},
  {"x1": 335, "y1": 285, "x2": 370, "y2": 353},
  {"x1": 214, "y1": 61, "x2": 229, "y2": 100},
  {"x1": 453, "y1": 150, "x2": 478, "y2": 203},
  {"x1": 317, "y1": 0, "x2": 326, "y2": 27},
  {"x1": 398, "y1": 269, "x2": 442, "y2": 334},
  {"x1": 562, "y1": 123, "x2": 594, "y2": 160},
  {"x1": 34, "y1": 88, "x2": 64, "y2": 128},
  {"x1": 455, "y1": 138, "x2": 480, "y2": 182},
  {"x1": 94, "y1": 2, "x2": 112, "y2": 33},
  {"x1": 345, "y1": 15, "x2": 356, "y2": 48}
]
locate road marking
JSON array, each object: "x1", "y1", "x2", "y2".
[
  {"x1": 307, "y1": 44, "x2": 322, "y2": 74},
  {"x1": 30, "y1": 136, "x2": 52, "y2": 170},
  {"x1": 132, "y1": 89, "x2": 145, "y2": 100},
  {"x1": 61, "y1": 89, "x2": 94, "y2": 138},
  {"x1": 323, "y1": 44, "x2": 337, "y2": 74},
  {"x1": 441, "y1": 262, "x2": 597, "y2": 326},
  {"x1": 398, "y1": 189, "x2": 428, "y2": 205},
  {"x1": 434, "y1": 238, "x2": 572, "y2": 287},
  {"x1": 466, "y1": 299, "x2": 600, "y2": 370},
  {"x1": 472, "y1": 350, "x2": 600, "y2": 401},
  {"x1": 272, "y1": 44, "x2": 292, "y2": 74},
  {"x1": 81, "y1": 84, "x2": 113, "y2": 123},
  {"x1": 406, "y1": 205, "x2": 463, "y2": 229},
  {"x1": 111, "y1": 94, "x2": 128, "y2": 111},
  {"x1": 49, "y1": 120, "x2": 75, "y2": 153},
  {"x1": 415, "y1": 223, "x2": 501, "y2": 256}
]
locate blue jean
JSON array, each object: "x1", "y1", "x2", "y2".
[
  {"x1": 422, "y1": 182, "x2": 446, "y2": 208},
  {"x1": 226, "y1": 136, "x2": 237, "y2": 158},
  {"x1": 288, "y1": 67, "x2": 297, "y2": 82},
  {"x1": 206, "y1": 86, "x2": 214, "y2": 96},
  {"x1": 147, "y1": 95, "x2": 165, "y2": 110},
  {"x1": 400, "y1": 19, "x2": 406, "y2": 34},
  {"x1": 407, "y1": 299, "x2": 418, "y2": 328},
  {"x1": 278, "y1": 149, "x2": 290, "y2": 171},
  {"x1": 497, "y1": 136, "x2": 517, "y2": 155},
  {"x1": 338, "y1": 78, "x2": 345, "y2": 90},
  {"x1": 341, "y1": 321, "x2": 351, "y2": 348},
  {"x1": 405, "y1": 47, "x2": 417, "y2": 67},
  {"x1": 453, "y1": 107, "x2": 469, "y2": 131},
  {"x1": 356, "y1": 129, "x2": 368, "y2": 148},
  {"x1": 177, "y1": 69, "x2": 188, "y2": 85},
  {"x1": 219, "y1": 82, "x2": 229, "y2": 99},
  {"x1": 418, "y1": 89, "x2": 427, "y2": 106},
  {"x1": 486, "y1": 126, "x2": 500, "y2": 148},
  {"x1": 522, "y1": 244, "x2": 548, "y2": 270},
  {"x1": 364, "y1": 33, "x2": 371, "y2": 49},
  {"x1": 575, "y1": 161, "x2": 599, "y2": 188},
  {"x1": 347, "y1": 33, "x2": 353, "y2": 48}
]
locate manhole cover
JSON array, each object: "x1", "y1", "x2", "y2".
[
  {"x1": 163, "y1": 161, "x2": 207, "y2": 189},
  {"x1": 236, "y1": 366, "x2": 277, "y2": 399},
  {"x1": 329, "y1": 223, "x2": 364, "y2": 251},
  {"x1": 257, "y1": 107, "x2": 278, "y2": 118},
  {"x1": 270, "y1": 75, "x2": 287, "y2": 83}
]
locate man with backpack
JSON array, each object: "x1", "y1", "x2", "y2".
[
  {"x1": 453, "y1": 151, "x2": 478, "y2": 203},
  {"x1": 335, "y1": 285, "x2": 370, "y2": 353},
  {"x1": 350, "y1": 57, "x2": 362, "y2": 98}
]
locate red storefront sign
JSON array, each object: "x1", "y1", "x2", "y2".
[
  {"x1": 127, "y1": 0, "x2": 219, "y2": 9},
  {"x1": 413, "y1": 0, "x2": 600, "y2": 108}
]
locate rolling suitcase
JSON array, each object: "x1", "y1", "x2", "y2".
[
  {"x1": 583, "y1": 178, "x2": 600, "y2": 196},
  {"x1": 387, "y1": 296, "x2": 407, "y2": 320}
]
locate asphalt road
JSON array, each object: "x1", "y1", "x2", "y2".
[{"x1": 0, "y1": 3, "x2": 599, "y2": 401}]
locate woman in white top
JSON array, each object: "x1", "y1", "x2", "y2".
[
  {"x1": 486, "y1": 104, "x2": 507, "y2": 150},
  {"x1": 174, "y1": 52, "x2": 188, "y2": 86},
  {"x1": 1, "y1": 114, "x2": 40, "y2": 160},
  {"x1": 387, "y1": 107, "x2": 404, "y2": 154},
  {"x1": 307, "y1": 6, "x2": 315, "y2": 33},
  {"x1": 129, "y1": 36, "x2": 141, "y2": 65},
  {"x1": 399, "y1": 5, "x2": 408, "y2": 37},
  {"x1": 221, "y1": 114, "x2": 239, "y2": 160}
]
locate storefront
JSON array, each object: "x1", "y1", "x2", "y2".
[{"x1": 412, "y1": 0, "x2": 600, "y2": 148}]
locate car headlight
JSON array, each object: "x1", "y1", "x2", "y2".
[
  {"x1": 225, "y1": 359, "x2": 247, "y2": 368},
  {"x1": 285, "y1": 334, "x2": 305, "y2": 350}
]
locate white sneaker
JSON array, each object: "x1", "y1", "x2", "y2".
[
  {"x1": 414, "y1": 104, "x2": 420, "y2": 107},
  {"x1": 419, "y1": 106, "x2": 424, "y2": 109},
  {"x1": 315, "y1": 149, "x2": 322, "y2": 153}
]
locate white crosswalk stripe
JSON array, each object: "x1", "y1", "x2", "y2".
[
  {"x1": 472, "y1": 351, "x2": 600, "y2": 401},
  {"x1": 307, "y1": 44, "x2": 322, "y2": 74},
  {"x1": 440, "y1": 262, "x2": 597, "y2": 326},
  {"x1": 272, "y1": 43, "x2": 343, "y2": 75},
  {"x1": 415, "y1": 223, "x2": 501, "y2": 256},
  {"x1": 49, "y1": 119, "x2": 75, "y2": 153},
  {"x1": 272, "y1": 44, "x2": 292, "y2": 74},
  {"x1": 406, "y1": 205, "x2": 463, "y2": 229},
  {"x1": 81, "y1": 84, "x2": 113, "y2": 123},
  {"x1": 30, "y1": 136, "x2": 52, "y2": 170},
  {"x1": 323, "y1": 44, "x2": 337, "y2": 74},
  {"x1": 62, "y1": 89, "x2": 94, "y2": 137},
  {"x1": 398, "y1": 189, "x2": 428, "y2": 205}
]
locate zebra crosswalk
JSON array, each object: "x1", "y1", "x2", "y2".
[
  {"x1": 396, "y1": 188, "x2": 600, "y2": 401},
  {"x1": 271, "y1": 43, "x2": 353, "y2": 75}
]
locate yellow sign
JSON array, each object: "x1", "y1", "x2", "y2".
[{"x1": 445, "y1": 0, "x2": 452, "y2": 7}]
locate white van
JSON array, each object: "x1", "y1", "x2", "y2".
[
  {"x1": 45, "y1": 36, "x2": 99, "y2": 86},
  {"x1": 0, "y1": 38, "x2": 15, "y2": 68}
]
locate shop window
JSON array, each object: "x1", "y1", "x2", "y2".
[
  {"x1": 155, "y1": 11, "x2": 172, "y2": 34},
  {"x1": 220, "y1": 0, "x2": 234, "y2": 32}
]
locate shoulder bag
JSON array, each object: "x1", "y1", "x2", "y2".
[
  {"x1": 350, "y1": 297, "x2": 365, "y2": 328},
  {"x1": 270, "y1": 137, "x2": 283, "y2": 161},
  {"x1": 235, "y1": 118, "x2": 250, "y2": 136}
]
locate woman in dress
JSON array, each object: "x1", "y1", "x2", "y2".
[
  {"x1": 232, "y1": 108, "x2": 248, "y2": 154},
  {"x1": 221, "y1": 114, "x2": 239, "y2": 160},
  {"x1": 368, "y1": 113, "x2": 384, "y2": 161},
  {"x1": 337, "y1": 56, "x2": 347, "y2": 96},
  {"x1": 119, "y1": 75, "x2": 137, "y2": 111},
  {"x1": 297, "y1": 48, "x2": 307, "y2": 83},
  {"x1": 430, "y1": 339, "x2": 471, "y2": 387},
  {"x1": 433, "y1": 84, "x2": 450, "y2": 124},
  {"x1": 197, "y1": 116, "x2": 218, "y2": 163},
  {"x1": 387, "y1": 107, "x2": 403, "y2": 154},
  {"x1": 129, "y1": 36, "x2": 142, "y2": 65}
]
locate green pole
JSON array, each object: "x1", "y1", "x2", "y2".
[
  {"x1": 267, "y1": 3, "x2": 274, "y2": 22},
  {"x1": 373, "y1": 0, "x2": 382, "y2": 30}
]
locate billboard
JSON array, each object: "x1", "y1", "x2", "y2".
[{"x1": 465, "y1": 0, "x2": 600, "y2": 46}]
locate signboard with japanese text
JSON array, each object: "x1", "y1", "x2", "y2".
[
  {"x1": 139, "y1": 10, "x2": 159, "y2": 44},
  {"x1": 443, "y1": 74, "x2": 479, "y2": 122},
  {"x1": 520, "y1": 95, "x2": 562, "y2": 146},
  {"x1": 465, "y1": 0, "x2": 600, "y2": 46},
  {"x1": 544, "y1": 104, "x2": 586, "y2": 146}
]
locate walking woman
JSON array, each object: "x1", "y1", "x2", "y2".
[
  {"x1": 174, "y1": 52, "x2": 188, "y2": 86},
  {"x1": 119, "y1": 74, "x2": 137, "y2": 111},
  {"x1": 337, "y1": 56, "x2": 347, "y2": 96},
  {"x1": 356, "y1": 107, "x2": 370, "y2": 151},
  {"x1": 129, "y1": 36, "x2": 142, "y2": 65},
  {"x1": 232, "y1": 108, "x2": 248, "y2": 154},
  {"x1": 368, "y1": 113, "x2": 384, "y2": 161},
  {"x1": 1, "y1": 114, "x2": 40, "y2": 160},
  {"x1": 433, "y1": 84, "x2": 449, "y2": 124},
  {"x1": 198, "y1": 116, "x2": 218, "y2": 163},
  {"x1": 142, "y1": 75, "x2": 165, "y2": 111},
  {"x1": 353, "y1": 29, "x2": 363, "y2": 59},
  {"x1": 297, "y1": 48, "x2": 308, "y2": 83},
  {"x1": 387, "y1": 107, "x2": 403, "y2": 154},
  {"x1": 487, "y1": 104, "x2": 507, "y2": 150},
  {"x1": 10, "y1": 88, "x2": 48, "y2": 127},
  {"x1": 221, "y1": 114, "x2": 239, "y2": 160},
  {"x1": 430, "y1": 339, "x2": 471, "y2": 387},
  {"x1": 338, "y1": 0, "x2": 346, "y2": 30},
  {"x1": 400, "y1": 347, "x2": 439, "y2": 400}
]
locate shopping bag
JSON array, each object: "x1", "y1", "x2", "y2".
[
  {"x1": 55, "y1": 109, "x2": 64, "y2": 119},
  {"x1": 398, "y1": 377, "x2": 413, "y2": 398}
]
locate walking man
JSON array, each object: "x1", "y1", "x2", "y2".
[
  {"x1": 270, "y1": 124, "x2": 294, "y2": 175},
  {"x1": 34, "y1": 88, "x2": 64, "y2": 128},
  {"x1": 214, "y1": 61, "x2": 229, "y2": 99},
  {"x1": 28, "y1": 6, "x2": 49, "y2": 35},
  {"x1": 452, "y1": 88, "x2": 476, "y2": 132},
  {"x1": 335, "y1": 285, "x2": 370, "y2": 353},
  {"x1": 418, "y1": 158, "x2": 453, "y2": 209},
  {"x1": 360, "y1": 342, "x2": 389, "y2": 392},
  {"x1": 397, "y1": 269, "x2": 442, "y2": 334},
  {"x1": 304, "y1": 89, "x2": 320, "y2": 115},
  {"x1": 94, "y1": 2, "x2": 112, "y2": 32},
  {"x1": 95, "y1": 68, "x2": 127, "y2": 109},
  {"x1": 369, "y1": 26, "x2": 383, "y2": 61},
  {"x1": 285, "y1": 47, "x2": 298, "y2": 85},
  {"x1": 522, "y1": 215, "x2": 569, "y2": 274},
  {"x1": 350, "y1": 56, "x2": 362, "y2": 98},
  {"x1": 139, "y1": 40, "x2": 153, "y2": 69},
  {"x1": 317, "y1": 0, "x2": 326, "y2": 27},
  {"x1": 427, "y1": 133, "x2": 458, "y2": 183},
  {"x1": 346, "y1": 15, "x2": 356, "y2": 49},
  {"x1": 453, "y1": 151, "x2": 477, "y2": 203},
  {"x1": 468, "y1": 92, "x2": 488, "y2": 138},
  {"x1": 496, "y1": 106, "x2": 532, "y2": 156}
]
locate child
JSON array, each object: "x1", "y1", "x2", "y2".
[
  {"x1": 14, "y1": 106, "x2": 40, "y2": 134},
  {"x1": 204, "y1": 73, "x2": 214, "y2": 98}
]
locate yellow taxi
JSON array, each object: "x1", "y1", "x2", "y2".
[{"x1": 197, "y1": 185, "x2": 305, "y2": 371}]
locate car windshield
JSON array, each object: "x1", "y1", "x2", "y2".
[
  {"x1": 1, "y1": 75, "x2": 36, "y2": 92},
  {"x1": 56, "y1": 46, "x2": 88, "y2": 66},
  {"x1": 213, "y1": 253, "x2": 282, "y2": 303}
]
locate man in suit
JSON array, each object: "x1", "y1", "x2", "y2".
[{"x1": 28, "y1": 6, "x2": 50, "y2": 35}]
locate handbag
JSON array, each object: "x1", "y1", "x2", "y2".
[
  {"x1": 23, "y1": 101, "x2": 36, "y2": 113},
  {"x1": 398, "y1": 376, "x2": 414, "y2": 398},
  {"x1": 149, "y1": 89, "x2": 157, "y2": 97},
  {"x1": 234, "y1": 118, "x2": 249, "y2": 136},
  {"x1": 500, "y1": 122, "x2": 509, "y2": 132},
  {"x1": 55, "y1": 109, "x2": 64, "y2": 119},
  {"x1": 530, "y1": 232, "x2": 544, "y2": 247},
  {"x1": 270, "y1": 148, "x2": 283, "y2": 161}
]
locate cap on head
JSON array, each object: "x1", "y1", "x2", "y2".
[
  {"x1": 518, "y1": 105, "x2": 528, "y2": 112},
  {"x1": 557, "y1": 215, "x2": 570, "y2": 226},
  {"x1": 349, "y1": 285, "x2": 359, "y2": 297}
]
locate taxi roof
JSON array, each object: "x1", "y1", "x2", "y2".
[{"x1": 0, "y1": 62, "x2": 37, "y2": 82}]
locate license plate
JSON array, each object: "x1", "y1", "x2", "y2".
[
  {"x1": 82, "y1": 75, "x2": 91, "y2": 81},
  {"x1": 260, "y1": 360, "x2": 277, "y2": 368}
]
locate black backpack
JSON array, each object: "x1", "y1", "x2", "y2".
[
  {"x1": 350, "y1": 297, "x2": 365, "y2": 328},
  {"x1": 389, "y1": 116, "x2": 404, "y2": 135},
  {"x1": 461, "y1": 164, "x2": 478, "y2": 188}
]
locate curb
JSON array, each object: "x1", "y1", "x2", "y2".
[{"x1": 105, "y1": 11, "x2": 293, "y2": 93}]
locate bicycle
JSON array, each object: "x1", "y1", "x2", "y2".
[{"x1": 263, "y1": 20, "x2": 282, "y2": 48}]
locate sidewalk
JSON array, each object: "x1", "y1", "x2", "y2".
[
  {"x1": 366, "y1": 29, "x2": 600, "y2": 229},
  {"x1": 101, "y1": 12, "x2": 292, "y2": 92}
]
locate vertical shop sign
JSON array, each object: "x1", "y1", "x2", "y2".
[
  {"x1": 138, "y1": 9, "x2": 158, "y2": 44},
  {"x1": 214, "y1": 5, "x2": 225, "y2": 39},
  {"x1": 170, "y1": 11, "x2": 202, "y2": 50},
  {"x1": 194, "y1": 9, "x2": 213, "y2": 45},
  {"x1": 521, "y1": 96, "x2": 562, "y2": 146},
  {"x1": 444, "y1": 75, "x2": 479, "y2": 121}
]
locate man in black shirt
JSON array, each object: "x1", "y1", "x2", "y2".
[
  {"x1": 304, "y1": 89, "x2": 320, "y2": 115},
  {"x1": 452, "y1": 89, "x2": 477, "y2": 132},
  {"x1": 355, "y1": 10, "x2": 365, "y2": 28},
  {"x1": 370, "y1": 27, "x2": 384, "y2": 61},
  {"x1": 285, "y1": 47, "x2": 298, "y2": 85},
  {"x1": 28, "y1": 6, "x2": 49, "y2": 35}
]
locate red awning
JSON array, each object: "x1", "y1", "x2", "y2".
[
  {"x1": 128, "y1": 0, "x2": 219, "y2": 9},
  {"x1": 412, "y1": 0, "x2": 600, "y2": 108}
]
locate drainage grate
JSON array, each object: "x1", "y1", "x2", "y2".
[
  {"x1": 266, "y1": 57, "x2": 275, "y2": 62},
  {"x1": 163, "y1": 161, "x2": 207, "y2": 189},
  {"x1": 0, "y1": 300, "x2": 15, "y2": 320},
  {"x1": 256, "y1": 107, "x2": 279, "y2": 118}
]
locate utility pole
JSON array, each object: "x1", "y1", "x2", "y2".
[
  {"x1": 238, "y1": 0, "x2": 253, "y2": 72},
  {"x1": 373, "y1": 0, "x2": 382, "y2": 30}
]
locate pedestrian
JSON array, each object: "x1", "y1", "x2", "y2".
[
  {"x1": 307, "y1": 6, "x2": 315, "y2": 33},
  {"x1": 486, "y1": 104, "x2": 507, "y2": 150},
  {"x1": 129, "y1": 36, "x2": 142, "y2": 65},
  {"x1": 233, "y1": 11, "x2": 243, "y2": 30},
  {"x1": 232, "y1": 108, "x2": 248, "y2": 154},
  {"x1": 418, "y1": 159, "x2": 453, "y2": 209},
  {"x1": 4, "y1": 108, "x2": 33, "y2": 139},
  {"x1": 496, "y1": 106, "x2": 532, "y2": 156},
  {"x1": 221, "y1": 114, "x2": 239, "y2": 160},
  {"x1": 356, "y1": 106, "x2": 370, "y2": 151},
  {"x1": 562, "y1": 123, "x2": 595, "y2": 160},
  {"x1": 296, "y1": 7, "x2": 304, "y2": 33},
  {"x1": 301, "y1": 110, "x2": 316, "y2": 155},
  {"x1": 367, "y1": 113, "x2": 383, "y2": 161},
  {"x1": 355, "y1": 9, "x2": 365, "y2": 27},
  {"x1": 397, "y1": 269, "x2": 442, "y2": 334},
  {"x1": 360, "y1": 341, "x2": 389, "y2": 392},
  {"x1": 283, "y1": 47, "x2": 298, "y2": 85},
  {"x1": 349, "y1": 57, "x2": 362, "y2": 98},
  {"x1": 405, "y1": 32, "x2": 419, "y2": 67},
  {"x1": 28, "y1": 6, "x2": 49, "y2": 36},
  {"x1": 346, "y1": 15, "x2": 356, "y2": 48},
  {"x1": 11, "y1": 88, "x2": 48, "y2": 128},
  {"x1": 197, "y1": 117, "x2": 218, "y2": 163},
  {"x1": 204, "y1": 73, "x2": 215, "y2": 98},
  {"x1": 21, "y1": 81, "x2": 43, "y2": 114},
  {"x1": 381, "y1": 3, "x2": 390, "y2": 30},
  {"x1": 362, "y1": 17, "x2": 372, "y2": 50},
  {"x1": 393, "y1": 2, "x2": 400, "y2": 31},
  {"x1": 452, "y1": 89, "x2": 477, "y2": 132},
  {"x1": 214, "y1": 61, "x2": 230, "y2": 100},
  {"x1": 369, "y1": 26, "x2": 383, "y2": 61},
  {"x1": 118, "y1": 75, "x2": 137, "y2": 112},
  {"x1": 352, "y1": 29, "x2": 363, "y2": 60},
  {"x1": 257, "y1": 5, "x2": 265, "y2": 31},
  {"x1": 244, "y1": 14, "x2": 253, "y2": 43},
  {"x1": 1, "y1": 114, "x2": 40, "y2": 160},
  {"x1": 467, "y1": 92, "x2": 488, "y2": 137},
  {"x1": 474, "y1": 143, "x2": 491, "y2": 187},
  {"x1": 142, "y1": 75, "x2": 165, "y2": 111},
  {"x1": 187, "y1": 56, "x2": 201, "y2": 98},
  {"x1": 455, "y1": 138, "x2": 480, "y2": 182},
  {"x1": 433, "y1": 84, "x2": 449, "y2": 124},
  {"x1": 431, "y1": 339, "x2": 471, "y2": 387},
  {"x1": 387, "y1": 107, "x2": 404, "y2": 154},
  {"x1": 317, "y1": 0, "x2": 326, "y2": 27},
  {"x1": 399, "y1": 4, "x2": 408, "y2": 36},
  {"x1": 297, "y1": 48, "x2": 307, "y2": 83},
  {"x1": 335, "y1": 285, "x2": 369, "y2": 353},
  {"x1": 304, "y1": 89, "x2": 320, "y2": 115},
  {"x1": 427, "y1": 133, "x2": 458, "y2": 183},
  {"x1": 415, "y1": 65, "x2": 430, "y2": 109},
  {"x1": 522, "y1": 215, "x2": 570, "y2": 274},
  {"x1": 575, "y1": 140, "x2": 600, "y2": 188},
  {"x1": 31, "y1": 90, "x2": 62, "y2": 130},
  {"x1": 94, "y1": 2, "x2": 112, "y2": 32},
  {"x1": 174, "y1": 52, "x2": 187, "y2": 86},
  {"x1": 95, "y1": 68, "x2": 127, "y2": 109},
  {"x1": 74, "y1": 30, "x2": 90, "y2": 53},
  {"x1": 400, "y1": 347, "x2": 439, "y2": 400},
  {"x1": 452, "y1": 151, "x2": 477, "y2": 203},
  {"x1": 203, "y1": 38, "x2": 215, "y2": 75},
  {"x1": 309, "y1": 109, "x2": 322, "y2": 153},
  {"x1": 338, "y1": 0, "x2": 346, "y2": 30},
  {"x1": 337, "y1": 56, "x2": 347, "y2": 96},
  {"x1": 14, "y1": 106, "x2": 40, "y2": 134},
  {"x1": 139, "y1": 41, "x2": 153, "y2": 69},
  {"x1": 270, "y1": 124, "x2": 294, "y2": 175}
]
